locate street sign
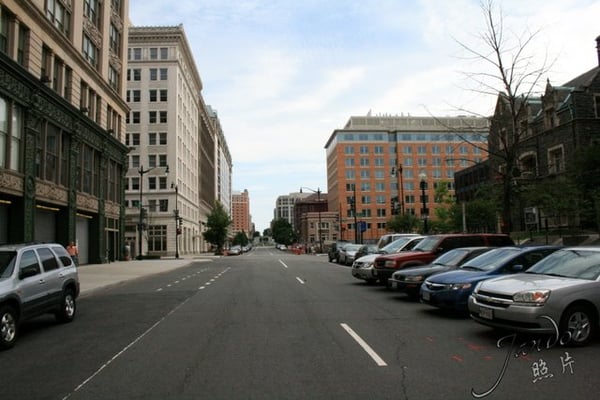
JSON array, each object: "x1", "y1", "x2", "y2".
[{"x1": 358, "y1": 221, "x2": 367, "y2": 232}]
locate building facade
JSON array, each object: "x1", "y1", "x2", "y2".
[
  {"x1": 0, "y1": 1, "x2": 130, "y2": 263},
  {"x1": 274, "y1": 192, "x2": 310, "y2": 230},
  {"x1": 324, "y1": 115, "x2": 489, "y2": 242},
  {"x1": 125, "y1": 25, "x2": 205, "y2": 258},
  {"x1": 231, "y1": 189, "x2": 251, "y2": 236}
]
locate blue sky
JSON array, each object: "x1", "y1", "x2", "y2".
[{"x1": 129, "y1": 0, "x2": 600, "y2": 232}]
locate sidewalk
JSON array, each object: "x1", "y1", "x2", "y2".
[{"x1": 77, "y1": 256, "x2": 218, "y2": 296}]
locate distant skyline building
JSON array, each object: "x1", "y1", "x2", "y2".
[
  {"x1": 274, "y1": 192, "x2": 311, "y2": 231},
  {"x1": 324, "y1": 114, "x2": 489, "y2": 242},
  {"x1": 232, "y1": 189, "x2": 252, "y2": 236}
]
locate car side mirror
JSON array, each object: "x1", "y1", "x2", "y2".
[
  {"x1": 511, "y1": 264, "x2": 524, "y2": 272},
  {"x1": 19, "y1": 265, "x2": 40, "y2": 279}
]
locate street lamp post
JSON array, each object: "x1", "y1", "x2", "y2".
[
  {"x1": 419, "y1": 171, "x2": 428, "y2": 234},
  {"x1": 300, "y1": 187, "x2": 322, "y2": 253},
  {"x1": 351, "y1": 184, "x2": 358, "y2": 243},
  {"x1": 171, "y1": 182, "x2": 180, "y2": 259},
  {"x1": 137, "y1": 164, "x2": 168, "y2": 260}
]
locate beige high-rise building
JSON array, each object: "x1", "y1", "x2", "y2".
[
  {"x1": 125, "y1": 25, "x2": 208, "y2": 258},
  {"x1": 0, "y1": 1, "x2": 130, "y2": 263}
]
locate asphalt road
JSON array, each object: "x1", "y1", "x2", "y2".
[{"x1": 1, "y1": 247, "x2": 599, "y2": 399}]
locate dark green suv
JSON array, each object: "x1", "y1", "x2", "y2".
[
  {"x1": 0, "y1": 243, "x2": 80, "y2": 350},
  {"x1": 328, "y1": 241, "x2": 350, "y2": 263}
]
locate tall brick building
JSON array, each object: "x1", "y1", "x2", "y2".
[
  {"x1": 324, "y1": 115, "x2": 489, "y2": 242},
  {"x1": 232, "y1": 189, "x2": 252, "y2": 236}
]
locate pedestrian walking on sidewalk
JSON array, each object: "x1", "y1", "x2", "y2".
[{"x1": 66, "y1": 241, "x2": 79, "y2": 266}]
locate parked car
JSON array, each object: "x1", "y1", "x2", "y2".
[
  {"x1": 420, "y1": 246, "x2": 560, "y2": 313},
  {"x1": 355, "y1": 244, "x2": 378, "y2": 260},
  {"x1": 338, "y1": 243, "x2": 364, "y2": 265},
  {"x1": 373, "y1": 233, "x2": 515, "y2": 285},
  {"x1": 352, "y1": 236, "x2": 425, "y2": 284},
  {"x1": 328, "y1": 240, "x2": 349, "y2": 262},
  {"x1": 469, "y1": 247, "x2": 600, "y2": 347},
  {"x1": 376, "y1": 233, "x2": 421, "y2": 249},
  {"x1": 228, "y1": 245, "x2": 242, "y2": 255},
  {"x1": 388, "y1": 247, "x2": 493, "y2": 297},
  {"x1": 0, "y1": 242, "x2": 80, "y2": 350}
]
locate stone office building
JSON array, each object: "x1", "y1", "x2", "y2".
[{"x1": 0, "y1": 1, "x2": 130, "y2": 263}]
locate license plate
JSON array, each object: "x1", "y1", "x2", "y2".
[
  {"x1": 422, "y1": 291, "x2": 430, "y2": 301},
  {"x1": 479, "y1": 307, "x2": 493, "y2": 320},
  {"x1": 391, "y1": 281, "x2": 398, "y2": 289}
]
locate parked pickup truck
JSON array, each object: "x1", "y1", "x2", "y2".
[{"x1": 373, "y1": 234, "x2": 514, "y2": 285}]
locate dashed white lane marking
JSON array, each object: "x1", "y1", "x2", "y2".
[
  {"x1": 279, "y1": 260, "x2": 289, "y2": 269},
  {"x1": 296, "y1": 277, "x2": 305, "y2": 284},
  {"x1": 340, "y1": 323, "x2": 388, "y2": 367},
  {"x1": 157, "y1": 267, "x2": 231, "y2": 292},
  {"x1": 62, "y1": 298, "x2": 191, "y2": 399}
]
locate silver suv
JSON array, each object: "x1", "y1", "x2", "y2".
[{"x1": 0, "y1": 243, "x2": 80, "y2": 350}]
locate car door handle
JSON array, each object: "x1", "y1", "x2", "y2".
[{"x1": 38, "y1": 279, "x2": 46, "y2": 284}]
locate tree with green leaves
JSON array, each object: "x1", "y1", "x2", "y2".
[
  {"x1": 232, "y1": 231, "x2": 249, "y2": 246},
  {"x1": 271, "y1": 218, "x2": 296, "y2": 245},
  {"x1": 202, "y1": 201, "x2": 232, "y2": 255},
  {"x1": 386, "y1": 213, "x2": 420, "y2": 233}
]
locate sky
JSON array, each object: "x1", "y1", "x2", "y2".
[{"x1": 128, "y1": 0, "x2": 600, "y2": 233}]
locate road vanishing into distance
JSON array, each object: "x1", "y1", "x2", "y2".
[{"x1": 2, "y1": 247, "x2": 599, "y2": 399}]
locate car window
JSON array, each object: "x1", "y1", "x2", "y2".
[
  {"x1": 529, "y1": 249, "x2": 600, "y2": 279},
  {"x1": 432, "y1": 249, "x2": 471, "y2": 266},
  {"x1": 19, "y1": 250, "x2": 41, "y2": 277},
  {"x1": 461, "y1": 248, "x2": 521, "y2": 271},
  {"x1": 51, "y1": 246, "x2": 73, "y2": 267},
  {"x1": 0, "y1": 251, "x2": 17, "y2": 279},
  {"x1": 37, "y1": 247, "x2": 60, "y2": 271}
]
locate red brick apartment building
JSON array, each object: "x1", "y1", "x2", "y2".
[
  {"x1": 231, "y1": 189, "x2": 252, "y2": 236},
  {"x1": 324, "y1": 115, "x2": 489, "y2": 243}
]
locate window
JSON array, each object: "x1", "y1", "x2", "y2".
[
  {"x1": 148, "y1": 225, "x2": 167, "y2": 252},
  {"x1": 159, "y1": 132, "x2": 167, "y2": 145},
  {"x1": 38, "y1": 248, "x2": 59, "y2": 271},
  {"x1": 108, "y1": 66, "x2": 119, "y2": 90},
  {"x1": 130, "y1": 133, "x2": 140, "y2": 146},
  {"x1": 159, "y1": 177, "x2": 167, "y2": 189},
  {"x1": 160, "y1": 68, "x2": 168, "y2": 80},
  {"x1": 0, "y1": 7, "x2": 9, "y2": 53},
  {"x1": 131, "y1": 177, "x2": 139, "y2": 191},
  {"x1": 128, "y1": 69, "x2": 141, "y2": 81},
  {"x1": 109, "y1": 23, "x2": 121, "y2": 53},
  {"x1": 160, "y1": 47, "x2": 168, "y2": 59},
  {"x1": 44, "y1": 123, "x2": 59, "y2": 182},
  {"x1": 345, "y1": 158, "x2": 354, "y2": 167},
  {"x1": 84, "y1": 0, "x2": 100, "y2": 26},
  {"x1": 131, "y1": 111, "x2": 140, "y2": 124},
  {"x1": 45, "y1": 0, "x2": 71, "y2": 36},
  {"x1": 149, "y1": 48, "x2": 158, "y2": 60},
  {"x1": 127, "y1": 90, "x2": 141, "y2": 102},
  {"x1": 359, "y1": 145, "x2": 369, "y2": 154},
  {"x1": 548, "y1": 146, "x2": 564, "y2": 174},
  {"x1": 149, "y1": 111, "x2": 157, "y2": 123},
  {"x1": 129, "y1": 47, "x2": 142, "y2": 60},
  {"x1": 159, "y1": 111, "x2": 167, "y2": 123},
  {"x1": 344, "y1": 146, "x2": 354, "y2": 155},
  {"x1": 130, "y1": 155, "x2": 139, "y2": 168},
  {"x1": 17, "y1": 24, "x2": 28, "y2": 66},
  {"x1": 159, "y1": 199, "x2": 168, "y2": 211},
  {"x1": 148, "y1": 154, "x2": 157, "y2": 168},
  {"x1": 148, "y1": 177, "x2": 156, "y2": 190},
  {"x1": 150, "y1": 68, "x2": 157, "y2": 80},
  {"x1": 82, "y1": 35, "x2": 98, "y2": 68},
  {"x1": 160, "y1": 90, "x2": 168, "y2": 101},
  {"x1": 0, "y1": 97, "x2": 23, "y2": 171}
]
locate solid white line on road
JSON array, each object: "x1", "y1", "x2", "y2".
[
  {"x1": 279, "y1": 260, "x2": 289, "y2": 269},
  {"x1": 296, "y1": 277, "x2": 305, "y2": 284},
  {"x1": 340, "y1": 323, "x2": 388, "y2": 367}
]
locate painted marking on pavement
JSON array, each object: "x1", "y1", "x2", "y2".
[
  {"x1": 296, "y1": 277, "x2": 305, "y2": 284},
  {"x1": 279, "y1": 260, "x2": 289, "y2": 269},
  {"x1": 340, "y1": 323, "x2": 388, "y2": 367}
]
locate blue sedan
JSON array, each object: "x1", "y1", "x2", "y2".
[{"x1": 420, "y1": 246, "x2": 560, "y2": 313}]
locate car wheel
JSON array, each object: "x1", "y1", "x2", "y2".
[
  {"x1": 55, "y1": 289, "x2": 77, "y2": 323},
  {"x1": 560, "y1": 305, "x2": 597, "y2": 347},
  {"x1": 365, "y1": 278, "x2": 377, "y2": 284},
  {"x1": 0, "y1": 305, "x2": 18, "y2": 350}
]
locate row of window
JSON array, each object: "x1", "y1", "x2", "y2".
[
  {"x1": 128, "y1": 47, "x2": 170, "y2": 61},
  {"x1": 345, "y1": 169, "x2": 457, "y2": 180},
  {"x1": 339, "y1": 132, "x2": 486, "y2": 143},
  {"x1": 125, "y1": 176, "x2": 168, "y2": 191},
  {"x1": 125, "y1": 199, "x2": 170, "y2": 213},
  {"x1": 344, "y1": 157, "x2": 483, "y2": 168},
  {"x1": 127, "y1": 89, "x2": 168, "y2": 102},
  {"x1": 344, "y1": 144, "x2": 481, "y2": 155},
  {"x1": 128, "y1": 154, "x2": 168, "y2": 169},
  {"x1": 127, "y1": 68, "x2": 169, "y2": 81},
  {"x1": 126, "y1": 111, "x2": 168, "y2": 124},
  {"x1": 126, "y1": 132, "x2": 168, "y2": 146}
]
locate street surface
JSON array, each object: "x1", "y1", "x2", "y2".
[{"x1": 1, "y1": 247, "x2": 598, "y2": 399}]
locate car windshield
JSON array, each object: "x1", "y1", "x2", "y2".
[
  {"x1": 526, "y1": 249, "x2": 600, "y2": 280},
  {"x1": 431, "y1": 249, "x2": 471, "y2": 267},
  {"x1": 411, "y1": 236, "x2": 440, "y2": 252},
  {"x1": 459, "y1": 247, "x2": 521, "y2": 271},
  {"x1": 380, "y1": 237, "x2": 413, "y2": 253},
  {"x1": 0, "y1": 251, "x2": 17, "y2": 279}
]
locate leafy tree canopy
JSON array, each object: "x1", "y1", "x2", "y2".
[{"x1": 202, "y1": 201, "x2": 232, "y2": 254}]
